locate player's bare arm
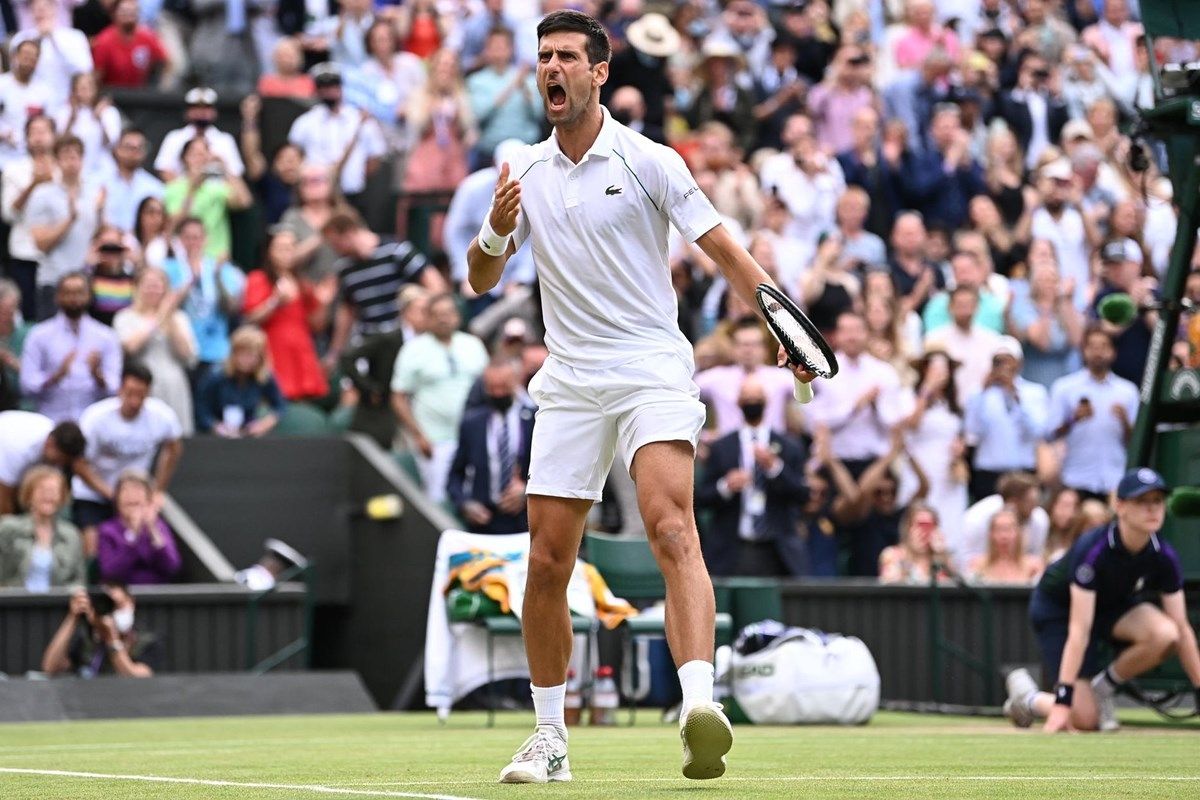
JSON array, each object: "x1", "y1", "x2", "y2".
[
  {"x1": 695, "y1": 224, "x2": 817, "y2": 385},
  {"x1": 1044, "y1": 584, "x2": 1096, "y2": 733},
  {"x1": 466, "y1": 161, "x2": 521, "y2": 294}
]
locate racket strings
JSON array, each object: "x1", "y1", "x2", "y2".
[{"x1": 765, "y1": 305, "x2": 832, "y2": 376}]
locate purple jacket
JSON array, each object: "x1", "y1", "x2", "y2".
[{"x1": 96, "y1": 517, "x2": 183, "y2": 585}]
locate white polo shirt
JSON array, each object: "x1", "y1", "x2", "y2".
[
  {"x1": 288, "y1": 104, "x2": 386, "y2": 196},
  {"x1": 505, "y1": 107, "x2": 721, "y2": 370}
]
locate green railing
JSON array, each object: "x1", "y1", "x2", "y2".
[
  {"x1": 244, "y1": 563, "x2": 315, "y2": 673},
  {"x1": 927, "y1": 567, "x2": 998, "y2": 707}
]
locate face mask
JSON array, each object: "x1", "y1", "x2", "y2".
[
  {"x1": 488, "y1": 394, "x2": 514, "y2": 412},
  {"x1": 319, "y1": 96, "x2": 339, "y2": 109},
  {"x1": 740, "y1": 402, "x2": 765, "y2": 425},
  {"x1": 112, "y1": 607, "x2": 134, "y2": 634},
  {"x1": 191, "y1": 117, "x2": 211, "y2": 131}
]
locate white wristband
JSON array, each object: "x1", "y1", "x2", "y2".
[{"x1": 478, "y1": 217, "x2": 510, "y2": 257}]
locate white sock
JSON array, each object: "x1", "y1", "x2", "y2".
[
  {"x1": 678, "y1": 660, "x2": 715, "y2": 717},
  {"x1": 531, "y1": 683, "x2": 567, "y2": 738}
]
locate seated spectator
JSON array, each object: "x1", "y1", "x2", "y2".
[
  {"x1": 53, "y1": 73, "x2": 121, "y2": 180},
  {"x1": 0, "y1": 280, "x2": 29, "y2": 411},
  {"x1": 197, "y1": 326, "x2": 286, "y2": 438},
  {"x1": 878, "y1": 502, "x2": 949, "y2": 585},
  {"x1": 967, "y1": 508, "x2": 1043, "y2": 585},
  {"x1": 447, "y1": 359, "x2": 535, "y2": 534},
  {"x1": 277, "y1": 163, "x2": 342, "y2": 282},
  {"x1": 304, "y1": 0, "x2": 374, "y2": 67},
  {"x1": 20, "y1": 273, "x2": 122, "y2": 423},
  {"x1": 833, "y1": 187, "x2": 886, "y2": 270},
  {"x1": 90, "y1": 0, "x2": 171, "y2": 89},
  {"x1": 257, "y1": 37, "x2": 316, "y2": 99},
  {"x1": 0, "y1": 465, "x2": 84, "y2": 590},
  {"x1": 242, "y1": 230, "x2": 335, "y2": 401},
  {"x1": 1044, "y1": 487, "x2": 1085, "y2": 563},
  {"x1": 11, "y1": 0, "x2": 93, "y2": 106},
  {"x1": 695, "y1": 316, "x2": 795, "y2": 436},
  {"x1": 27, "y1": 135, "x2": 105, "y2": 320},
  {"x1": 954, "y1": 472, "x2": 1050, "y2": 572},
  {"x1": 96, "y1": 470, "x2": 182, "y2": 585},
  {"x1": 0, "y1": 412, "x2": 88, "y2": 514},
  {"x1": 164, "y1": 136, "x2": 253, "y2": 263},
  {"x1": 101, "y1": 129, "x2": 164, "y2": 237},
  {"x1": 114, "y1": 268, "x2": 197, "y2": 436},
  {"x1": 41, "y1": 583, "x2": 156, "y2": 677},
  {"x1": 87, "y1": 226, "x2": 137, "y2": 327},
  {"x1": 163, "y1": 218, "x2": 246, "y2": 383},
  {"x1": 154, "y1": 88, "x2": 245, "y2": 183}
]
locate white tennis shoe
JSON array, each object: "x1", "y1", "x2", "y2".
[
  {"x1": 1003, "y1": 668, "x2": 1038, "y2": 728},
  {"x1": 679, "y1": 701, "x2": 733, "y2": 780},
  {"x1": 498, "y1": 726, "x2": 572, "y2": 784},
  {"x1": 1090, "y1": 673, "x2": 1121, "y2": 732}
]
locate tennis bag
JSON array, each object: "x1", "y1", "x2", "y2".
[{"x1": 730, "y1": 623, "x2": 880, "y2": 724}]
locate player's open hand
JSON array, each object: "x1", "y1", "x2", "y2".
[
  {"x1": 1042, "y1": 703, "x2": 1072, "y2": 733},
  {"x1": 490, "y1": 162, "x2": 521, "y2": 238}
]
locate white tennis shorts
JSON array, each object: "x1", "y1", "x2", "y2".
[{"x1": 525, "y1": 353, "x2": 706, "y2": 501}]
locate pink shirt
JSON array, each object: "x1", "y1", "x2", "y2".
[
  {"x1": 806, "y1": 84, "x2": 876, "y2": 155},
  {"x1": 893, "y1": 27, "x2": 961, "y2": 70},
  {"x1": 695, "y1": 364, "x2": 797, "y2": 436}
]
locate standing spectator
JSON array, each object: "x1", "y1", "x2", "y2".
[
  {"x1": 893, "y1": 0, "x2": 961, "y2": 70},
  {"x1": 113, "y1": 268, "x2": 197, "y2": 436},
  {"x1": 760, "y1": 116, "x2": 845, "y2": 253},
  {"x1": 0, "y1": 39, "x2": 52, "y2": 170},
  {"x1": 695, "y1": 373, "x2": 809, "y2": 578},
  {"x1": 902, "y1": 103, "x2": 985, "y2": 231},
  {"x1": 347, "y1": 20, "x2": 426, "y2": 152},
  {"x1": 162, "y1": 218, "x2": 245, "y2": 387},
  {"x1": 390, "y1": 293, "x2": 488, "y2": 503},
  {"x1": 691, "y1": 122, "x2": 761, "y2": 234},
  {"x1": 954, "y1": 471, "x2": 1049, "y2": 572},
  {"x1": 321, "y1": 209, "x2": 441, "y2": 368},
  {"x1": 242, "y1": 229, "x2": 335, "y2": 401},
  {"x1": 994, "y1": 51, "x2": 1070, "y2": 170},
  {"x1": 922, "y1": 250, "x2": 1005, "y2": 334},
  {"x1": 86, "y1": 225, "x2": 136, "y2": 326},
  {"x1": 196, "y1": 325, "x2": 286, "y2": 438},
  {"x1": 695, "y1": 316, "x2": 796, "y2": 436},
  {"x1": 1092, "y1": 238, "x2": 1156, "y2": 385},
  {"x1": 154, "y1": 88, "x2": 245, "y2": 183},
  {"x1": 925, "y1": 287, "x2": 1004, "y2": 402},
  {"x1": 72, "y1": 362, "x2": 184, "y2": 555},
  {"x1": 395, "y1": 0, "x2": 443, "y2": 59},
  {"x1": 751, "y1": 37, "x2": 806, "y2": 153},
  {"x1": 26, "y1": 135, "x2": 103, "y2": 319},
  {"x1": 90, "y1": 0, "x2": 171, "y2": 89},
  {"x1": 277, "y1": 163, "x2": 340, "y2": 282},
  {"x1": 0, "y1": 281, "x2": 28, "y2": 410},
  {"x1": 966, "y1": 508, "x2": 1043, "y2": 585},
  {"x1": 1080, "y1": 0, "x2": 1142, "y2": 80},
  {"x1": 0, "y1": 411, "x2": 87, "y2": 515},
  {"x1": 447, "y1": 359, "x2": 535, "y2": 534},
  {"x1": 807, "y1": 311, "x2": 914, "y2": 477},
  {"x1": 10, "y1": 0, "x2": 92, "y2": 107},
  {"x1": 898, "y1": 348, "x2": 969, "y2": 539},
  {"x1": 1019, "y1": 160, "x2": 1098, "y2": 308},
  {"x1": 99, "y1": 129, "x2": 164, "y2": 236},
  {"x1": 982, "y1": 128, "x2": 1027, "y2": 227},
  {"x1": 163, "y1": 137, "x2": 253, "y2": 263},
  {"x1": 1047, "y1": 326, "x2": 1139, "y2": 500},
  {"x1": 19, "y1": 273, "x2": 120, "y2": 423},
  {"x1": 53, "y1": 73, "x2": 121, "y2": 180},
  {"x1": 888, "y1": 212, "x2": 944, "y2": 317},
  {"x1": 287, "y1": 63, "x2": 387, "y2": 206},
  {"x1": 467, "y1": 28, "x2": 541, "y2": 168},
  {"x1": 836, "y1": 108, "x2": 905, "y2": 239},
  {"x1": 687, "y1": 39, "x2": 757, "y2": 157},
  {"x1": 257, "y1": 37, "x2": 316, "y2": 99},
  {"x1": 239, "y1": 98, "x2": 302, "y2": 227},
  {"x1": 305, "y1": 0, "x2": 373, "y2": 68},
  {"x1": 457, "y1": 0, "x2": 519, "y2": 75},
  {"x1": 187, "y1": 0, "x2": 261, "y2": 96},
  {"x1": 833, "y1": 187, "x2": 887, "y2": 269},
  {"x1": 965, "y1": 337, "x2": 1049, "y2": 500},
  {"x1": 133, "y1": 196, "x2": 171, "y2": 272},
  {"x1": 0, "y1": 465, "x2": 83, "y2": 589},
  {"x1": 602, "y1": 12, "x2": 676, "y2": 132},
  {"x1": 806, "y1": 45, "x2": 875, "y2": 156},
  {"x1": 881, "y1": 50, "x2": 955, "y2": 153},
  {"x1": 1007, "y1": 254, "x2": 1084, "y2": 387},
  {"x1": 96, "y1": 470, "x2": 182, "y2": 585},
  {"x1": 798, "y1": 234, "x2": 861, "y2": 337},
  {"x1": 2, "y1": 115, "x2": 58, "y2": 321}
]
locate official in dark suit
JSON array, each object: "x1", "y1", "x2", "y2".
[
  {"x1": 447, "y1": 361, "x2": 535, "y2": 534},
  {"x1": 696, "y1": 375, "x2": 810, "y2": 577}
]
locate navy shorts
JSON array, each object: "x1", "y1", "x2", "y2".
[{"x1": 1028, "y1": 590, "x2": 1134, "y2": 682}]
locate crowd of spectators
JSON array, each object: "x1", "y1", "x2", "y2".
[{"x1": 1, "y1": 0, "x2": 1199, "y2": 602}]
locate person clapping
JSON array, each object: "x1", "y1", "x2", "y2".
[{"x1": 95, "y1": 470, "x2": 182, "y2": 585}]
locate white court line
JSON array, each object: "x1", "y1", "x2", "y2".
[
  {"x1": 0, "y1": 768, "x2": 483, "y2": 800},
  {"x1": 331, "y1": 775, "x2": 1200, "y2": 787}
]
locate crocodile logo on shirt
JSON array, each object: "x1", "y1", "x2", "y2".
[{"x1": 605, "y1": 185, "x2": 622, "y2": 196}]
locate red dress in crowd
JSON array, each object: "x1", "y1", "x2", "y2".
[
  {"x1": 242, "y1": 271, "x2": 329, "y2": 401},
  {"x1": 404, "y1": 14, "x2": 441, "y2": 59}
]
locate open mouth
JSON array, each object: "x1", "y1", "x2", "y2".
[{"x1": 546, "y1": 83, "x2": 567, "y2": 111}]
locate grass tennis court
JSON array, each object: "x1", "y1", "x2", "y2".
[{"x1": 1, "y1": 711, "x2": 1197, "y2": 799}]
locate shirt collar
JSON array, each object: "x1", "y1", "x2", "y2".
[{"x1": 551, "y1": 106, "x2": 618, "y2": 164}]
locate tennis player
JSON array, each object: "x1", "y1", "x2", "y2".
[
  {"x1": 1004, "y1": 468, "x2": 1200, "y2": 732},
  {"x1": 466, "y1": 10, "x2": 816, "y2": 785}
]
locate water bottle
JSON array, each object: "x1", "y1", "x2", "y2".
[
  {"x1": 589, "y1": 666, "x2": 619, "y2": 725},
  {"x1": 564, "y1": 669, "x2": 582, "y2": 726}
]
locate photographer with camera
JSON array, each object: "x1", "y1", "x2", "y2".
[{"x1": 40, "y1": 583, "x2": 155, "y2": 677}]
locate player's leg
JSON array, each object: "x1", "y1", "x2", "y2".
[
  {"x1": 524, "y1": 495, "x2": 592, "y2": 688},
  {"x1": 631, "y1": 440, "x2": 732, "y2": 780},
  {"x1": 1090, "y1": 603, "x2": 1180, "y2": 731}
]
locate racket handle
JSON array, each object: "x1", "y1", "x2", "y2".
[{"x1": 794, "y1": 378, "x2": 814, "y2": 404}]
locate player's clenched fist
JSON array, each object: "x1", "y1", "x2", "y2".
[{"x1": 489, "y1": 162, "x2": 521, "y2": 238}]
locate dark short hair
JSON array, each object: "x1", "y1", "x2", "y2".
[
  {"x1": 13, "y1": 38, "x2": 39, "y2": 55},
  {"x1": 118, "y1": 127, "x2": 147, "y2": 143},
  {"x1": 1082, "y1": 323, "x2": 1114, "y2": 348},
  {"x1": 25, "y1": 113, "x2": 55, "y2": 139},
  {"x1": 177, "y1": 216, "x2": 206, "y2": 235},
  {"x1": 181, "y1": 136, "x2": 208, "y2": 159},
  {"x1": 322, "y1": 208, "x2": 366, "y2": 236},
  {"x1": 121, "y1": 360, "x2": 154, "y2": 387},
  {"x1": 49, "y1": 422, "x2": 86, "y2": 459},
  {"x1": 57, "y1": 271, "x2": 89, "y2": 291},
  {"x1": 486, "y1": 25, "x2": 514, "y2": 44},
  {"x1": 536, "y1": 10, "x2": 611, "y2": 65},
  {"x1": 997, "y1": 472, "x2": 1038, "y2": 502},
  {"x1": 949, "y1": 285, "x2": 979, "y2": 302},
  {"x1": 53, "y1": 134, "x2": 84, "y2": 156}
]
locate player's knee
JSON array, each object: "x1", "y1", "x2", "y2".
[
  {"x1": 1150, "y1": 620, "x2": 1180, "y2": 652},
  {"x1": 526, "y1": 544, "x2": 574, "y2": 588},
  {"x1": 647, "y1": 512, "x2": 698, "y2": 565}
]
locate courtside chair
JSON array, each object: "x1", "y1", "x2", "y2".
[
  {"x1": 483, "y1": 615, "x2": 595, "y2": 728},
  {"x1": 584, "y1": 532, "x2": 733, "y2": 724}
]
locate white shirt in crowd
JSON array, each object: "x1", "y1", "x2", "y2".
[
  {"x1": 71, "y1": 396, "x2": 183, "y2": 503},
  {"x1": 758, "y1": 151, "x2": 845, "y2": 250},
  {"x1": 1030, "y1": 206, "x2": 1089, "y2": 307},
  {"x1": 806, "y1": 351, "x2": 914, "y2": 461},
  {"x1": 288, "y1": 103, "x2": 386, "y2": 196},
  {"x1": 1046, "y1": 368, "x2": 1140, "y2": 494},
  {"x1": 952, "y1": 494, "x2": 1050, "y2": 573},
  {"x1": 0, "y1": 410, "x2": 54, "y2": 488},
  {"x1": 964, "y1": 378, "x2": 1049, "y2": 471},
  {"x1": 922, "y1": 324, "x2": 1004, "y2": 403},
  {"x1": 505, "y1": 106, "x2": 721, "y2": 371},
  {"x1": 1, "y1": 157, "x2": 58, "y2": 262},
  {"x1": 154, "y1": 123, "x2": 246, "y2": 179},
  {"x1": 10, "y1": 26, "x2": 93, "y2": 106},
  {"x1": 0, "y1": 72, "x2": 54, "y2": 169}
]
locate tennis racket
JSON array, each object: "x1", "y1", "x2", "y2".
[{"x1": 754, "y1": 283, "x2": 839, "y2": 404}]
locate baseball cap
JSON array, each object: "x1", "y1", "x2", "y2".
[
  {"x1": 1100, "y1": 238, "x2": 1143, "y2": 265},
  {"x1": 502, "y1": 317, "x2": 529, "y2": 342},
  {"x1": 1041, "y1": 159, "x2": 1073, "y2": 181},
  {"x1": 1116, "y1": 468, "x2": 1168, "y2": 500},
  {"x1": 310, "y1": 62, "x2": 343, "y2": 86},
  {"x1": 993, "y1": 335, "x2": 1023, "y2": 361},
  {"x1": 1062, "y1": 119, "x2": 1094, "y2": 142},
  {"x1": 184, "y1": 87, "x2": 218, "y2": 106}
]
